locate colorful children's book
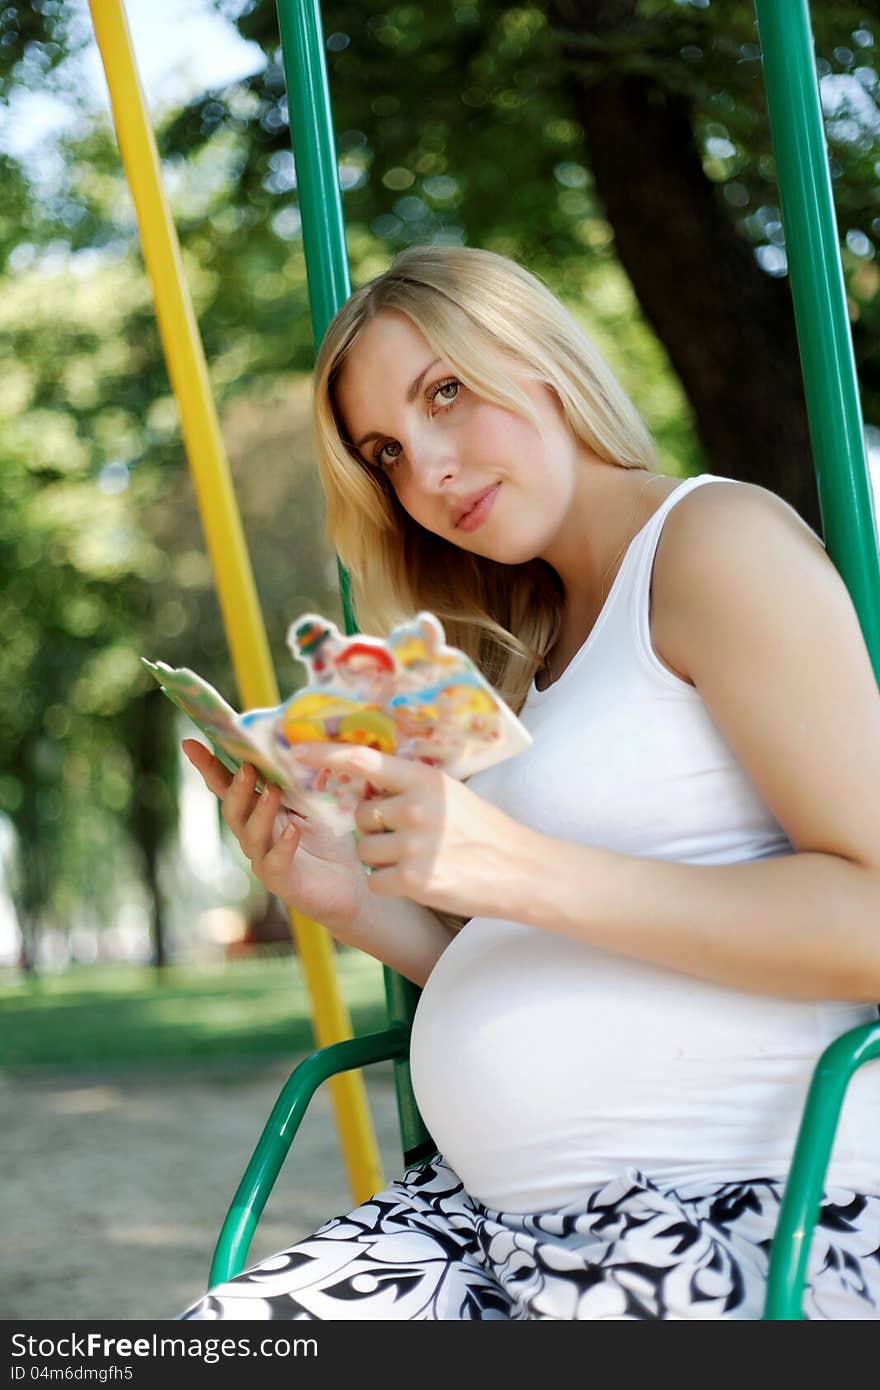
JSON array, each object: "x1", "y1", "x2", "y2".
[{"x1": 143, "y1": 611, "x2": 532, "y2": 835}]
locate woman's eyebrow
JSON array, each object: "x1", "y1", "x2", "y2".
[{"x1": 354, "y1": 357, "x2": 441, "y2": 448}]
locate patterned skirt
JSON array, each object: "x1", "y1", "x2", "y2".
[{"x1": 179, "y1": 1154, "x2": 880, "y2": 1320}]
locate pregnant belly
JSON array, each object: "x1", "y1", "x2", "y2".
[{"x1": 409, "y1": 917, "x2": 840, "y2": 1213}]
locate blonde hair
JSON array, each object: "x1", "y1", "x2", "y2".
[{"x1": 312, "y1": 244, "x2": 658, "y2": 717}]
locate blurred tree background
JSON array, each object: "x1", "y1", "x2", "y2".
[{"x1": 0, "y1": 0, "x2": 877, "y2": 977}]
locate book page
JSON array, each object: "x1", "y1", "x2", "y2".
[{"x1": 144, "y1": 611, "x2": 531, "y2": 836}]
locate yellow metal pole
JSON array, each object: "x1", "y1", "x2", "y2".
[{"x1": 88, "y1": 0, "x2": 383, "y2": 1204}]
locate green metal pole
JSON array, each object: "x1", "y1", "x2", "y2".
[
  {"x1": 755, "y1": 0, "x2": 880, "y2": 1318},
  {"x1": 762, "y1": 1022, "x2": 880, "y2": 1319},
  {"x1": 274, "y1": 0, "x2": 355, "y2": 631},
  {"x1": 209, "y1": 1026, "x2": 411, "y2": 1287},
  {"x1": 754, "y1": 0, "x2": 880, "y2": 680},
  {"x1": 273, "y1": 0, "x2": 350, "y2": 337},
  {"x1": 274, "y1": 0, "x2": 429, "y2": 1161}
]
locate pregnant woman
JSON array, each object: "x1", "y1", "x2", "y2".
[{"x1": 180, "y1": 243, "x2": 880, "y2": 1321}]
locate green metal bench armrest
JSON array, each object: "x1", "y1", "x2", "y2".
[
  {"x1": 763, "y1": 1019, "x2": 880, "y2": 1319},
  {"x1": 209, "y1": 1024, "x2": 411, "y2": 1288}
]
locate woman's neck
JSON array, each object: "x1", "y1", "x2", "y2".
[{"x1": 539, "y1": 463, "x2": 663, "y2": 616}]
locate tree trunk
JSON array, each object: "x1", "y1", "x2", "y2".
[
  {"x1": 17, "y1": 913, "x2": 37, "y2": 978},
  {"x1": 12, "y1": 768, "x2": 51, "y2": 979},
  {"x1": 546, "y1": 0, "x2": 821, "y2": 533},
  {"x1": 130, "y1": 688, "x2": 171, "y2": 972}
]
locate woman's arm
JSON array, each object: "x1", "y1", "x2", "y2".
[
  {"x1": 338, "y1": 892, "x2": 459, "y2": 989},
  {"x1": 508, "y1": 835, "x2": 880, "y2": 1000},
  {"x1": 505, "y1": 482, "x2": 880, "y2": 1001}
]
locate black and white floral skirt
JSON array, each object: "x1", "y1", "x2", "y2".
[{"x1": 179, "y1": 1154, "x2": 880, "y2": 1320}]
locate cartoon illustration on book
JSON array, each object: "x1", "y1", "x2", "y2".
[{"x1": 143, "y1": 611, "x2": 532, "y2": 835}]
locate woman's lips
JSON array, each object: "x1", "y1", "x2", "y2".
[{"x1": 456, "y1": 483, "x2": 501, "y2": 533}]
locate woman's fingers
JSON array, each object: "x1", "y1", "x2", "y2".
[
  {"x1": 354, "y1": 792, "x2": 404, "y2": 836},
  {"x1": 182, "y1": 744, "x2": 263, "y2": 841},
  {"x1": 219, "y1": 762, "x2": 263, "y2": 838},
  {"x1": 239, "y1": 780, "x2": 283, "y2": 864},
  {"x1": 215, "y1": 766, "x2": 289, "y2": 870},
  {"x1": 181, "y1": 739, "x2": 302, "y2": 880},
  {"x1": 294, "y1": 742, "x2": 415, "y2": 796},
  {"x1": 356, "y1": 828, "x2": 402, "y2": 868},
  {"x1": 181, "y1": 739, "x2": 235, "y2": 797},
  {"x1": 261, "y1": 819, "x2": 302, "y2": 878}
]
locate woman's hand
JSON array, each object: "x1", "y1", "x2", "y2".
[
  {"x1": 293, "y1": 742, "x2": 538, "y2": 920},
  {"x1": 181, "y1": 740, "x2": 371, "y2": 936}
]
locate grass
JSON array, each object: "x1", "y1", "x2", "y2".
[{"x1": 0, "y1": 949, "x2": 391, "y2": 1070}]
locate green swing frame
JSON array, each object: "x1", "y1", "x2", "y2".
[{"x1": 205, "y1": 0, "x2": 880, "y2": 1320}]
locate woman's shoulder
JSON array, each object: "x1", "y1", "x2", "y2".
[
  {"x1": 650, "y1": 475, "x2": 880, "y2": 875},
  {"x1": 651, "y1": 477, "x2": 829, "y2": 687},
  {"x1": 671, "y1": 476, "x2": 825, "y2": 552}
]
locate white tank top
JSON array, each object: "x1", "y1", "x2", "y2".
[{"x1": 409, "y1": 473, "x2": 880, "y2": 1212}]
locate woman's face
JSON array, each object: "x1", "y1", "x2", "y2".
[{"x1": 333, "y1": 310, "x2": 583, "y2": 564}]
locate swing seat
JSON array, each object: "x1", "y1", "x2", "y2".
[{"x1": 208, "y1": 1009, "x2": 880, "y2": 1321}]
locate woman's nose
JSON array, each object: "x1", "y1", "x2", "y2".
[{"x1": 407, "y1": 433, "x2": 459, "y2": 489}]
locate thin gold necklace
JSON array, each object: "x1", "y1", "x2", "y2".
[{"x1": 543, "y1": 471, "x2": 664, "y2": 687}]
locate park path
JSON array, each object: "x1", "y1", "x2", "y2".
[{"x1": 2, "y1": 1055, "x2": 403, "y2": 1320}]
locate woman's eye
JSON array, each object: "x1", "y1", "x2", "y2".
[
  {"x1": 376, "y1": 441, "x2": 402, "y2": 470},
  {"x1": 432, "y1": 379, "x2": 461, "y2": 404}
]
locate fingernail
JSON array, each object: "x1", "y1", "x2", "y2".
[
  {"x1": 282, "y1": 823, "x2": 298, "y2": 840},
  {"x1": 234, "y1": 765, "x2": 245, "y2": 783}
]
